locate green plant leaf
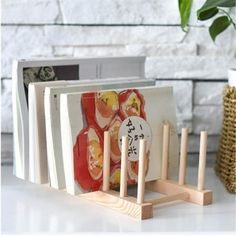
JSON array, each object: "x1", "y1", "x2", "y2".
[
  {"x1": 200, "y1": 0, "x2": 236, "y2": 10},
  {"x1": 198, "y1": 7, "x2": 219, "y2": 20},
  {"x1": 216, "y1": 0, "x2": 236, "y2": 7},
  {"x1": 179, "y1": 0, "x2": 193, "y2": 32},
  {"x1": 198, "y1": 0, "x2": 236, "y2": 20},
  {"x1": 209, "y1": 16, "x2": 231, "y2": 41}
]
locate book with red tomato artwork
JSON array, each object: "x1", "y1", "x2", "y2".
[
  {"x1": 44, "y1": 78, "x2": 155, "y2": 190},
  {"x1": 60, "y1": 86, "x2": 179, "y2": 195}
]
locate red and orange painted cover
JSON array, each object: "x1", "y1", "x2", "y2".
[{"x1": 73, "y1": 89, "x2": 150, "y2": 191}]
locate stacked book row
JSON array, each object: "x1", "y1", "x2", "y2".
[{"x1": 12, "y1": 56, "x2": 179, "y2": 195}]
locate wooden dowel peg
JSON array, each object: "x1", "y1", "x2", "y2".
[
  {"x1": 103, "y1": 131, "x2": 110, "y2": 191},
  {"x1": 197, "y1": 131, "x2": 208, "y2": 191},
  {"x1": 178, "y1": 128, "x2": 189, "y2": 185},
  {"x1": 161, "y1": 124, "x2": 170, "y2": 180},
  {"x1": 120, "y1": 136, "x2": 128, "y2": 198},
  {"x1": 137, "y1": 139, "x2": 146, "y2": 204}
]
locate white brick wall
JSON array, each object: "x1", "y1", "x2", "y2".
[{"x1": 2, "y1": 0, "x2": 236, "y2": 155}]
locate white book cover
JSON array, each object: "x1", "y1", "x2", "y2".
[
  {"x1": 44, "y1": 78, "x2": 155, "y2": 189},
  {"x1": 28, "y1": 81, "x2": 67, "y2": 184},
  {"x1": 60, "y1": 86, "x2": 179, "y2": 195},
  {"x1": 12, "y1": 57, "x2": 145, "y2": 180}
]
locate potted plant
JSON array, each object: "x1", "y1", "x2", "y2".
[
  {"x1": 179, "y1": 0, "x2": 236, "y2": 193},
  {"x1": 179, "y1": 0, "x2": 236, "y2": 42},
  {"x1": 179, "y1": 0, "x2": 236, "y2": 86}
]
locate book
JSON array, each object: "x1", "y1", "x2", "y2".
[
  {"x1": 28, "y1": 77, "x2": 153, "y2": 185},
  {"x1": 12, "y1": 57, "x2": 145, "y2": 180},
  {"x1": 60, "y1": 86, "x2": 179, "y2": 195},
  {"x1": 29, "y1": 80, "x2": 67, "y2": 184},
  {"x1": 44, "y1": 78, "x2": 155, "y2": 189}
]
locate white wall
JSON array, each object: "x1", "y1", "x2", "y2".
[{"x1": 1, "y1": 0, "x2": 236, "y2": 155}]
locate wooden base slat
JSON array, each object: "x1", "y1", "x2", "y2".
[
  {"x1": 146, "y1": 179, "x2": 213, "y2": 205},
  {"x1": 79, "y1": 179, "x2": 212, "y2": 220},
  {"x1": 80, "y1": 190, "x2": 153, "y2": 220},
  {"x1": 149, "y1": 192, "x2": 189, "y2": 205}
]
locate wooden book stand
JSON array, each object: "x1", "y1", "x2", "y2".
[{"x1": 80, "y1": 124, "x2": 213, "y2": 220}]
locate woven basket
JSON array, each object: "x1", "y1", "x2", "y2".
[{"x1": 215, "y1": 85, "x2": 236, "y2": 193}]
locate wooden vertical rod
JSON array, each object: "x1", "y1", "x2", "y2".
[
  {"x1": 137, "y1": 139, "x2": 146, "y2": 204},
  {"x1": 161, "y1": 124, "x2": 170, "y2": 180},
  {"x1": 178, "y1": 128, "x2": 189, "y2": 185},
  {"x1": 120, "y1": 136, "x2": 128, "y2": 198},
  {"x1": 103, "y1": 131, "x2": 110, "y2": 191},
  {"x1": 197, "y1": 131, "x2": 208, "y2": 191}
]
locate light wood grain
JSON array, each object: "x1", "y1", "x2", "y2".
[
  {"x1": 79, "y1": 127, "x2": 212, "y2": 220},
  {"x1": 146, "y1": 179, "x2": 212, "y2": 205},
  {"x1": 197, "y1": 131, "x2": 208, "y2": 191},
  {"x1": 103, "y1": 131, "x2": 110, "y2": 191},
  {"x1": 161, "y1": 124, "x2": 170, "y2": 180},
  {"x1": 80, "y1": 190, "x2": 153, "y2": 220},
  {"x1": 137, "y1": 139, "x2": 146, "y2": 204},
  {"x1": 120, "y1": 136, "x2": 128, "y2": 198},
  {"x1": 149, "y1": 192, "x2": 189, "y2": 205},
  {"x1": 178, "y1": 128, "x2": 188, "y2": 185}
]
